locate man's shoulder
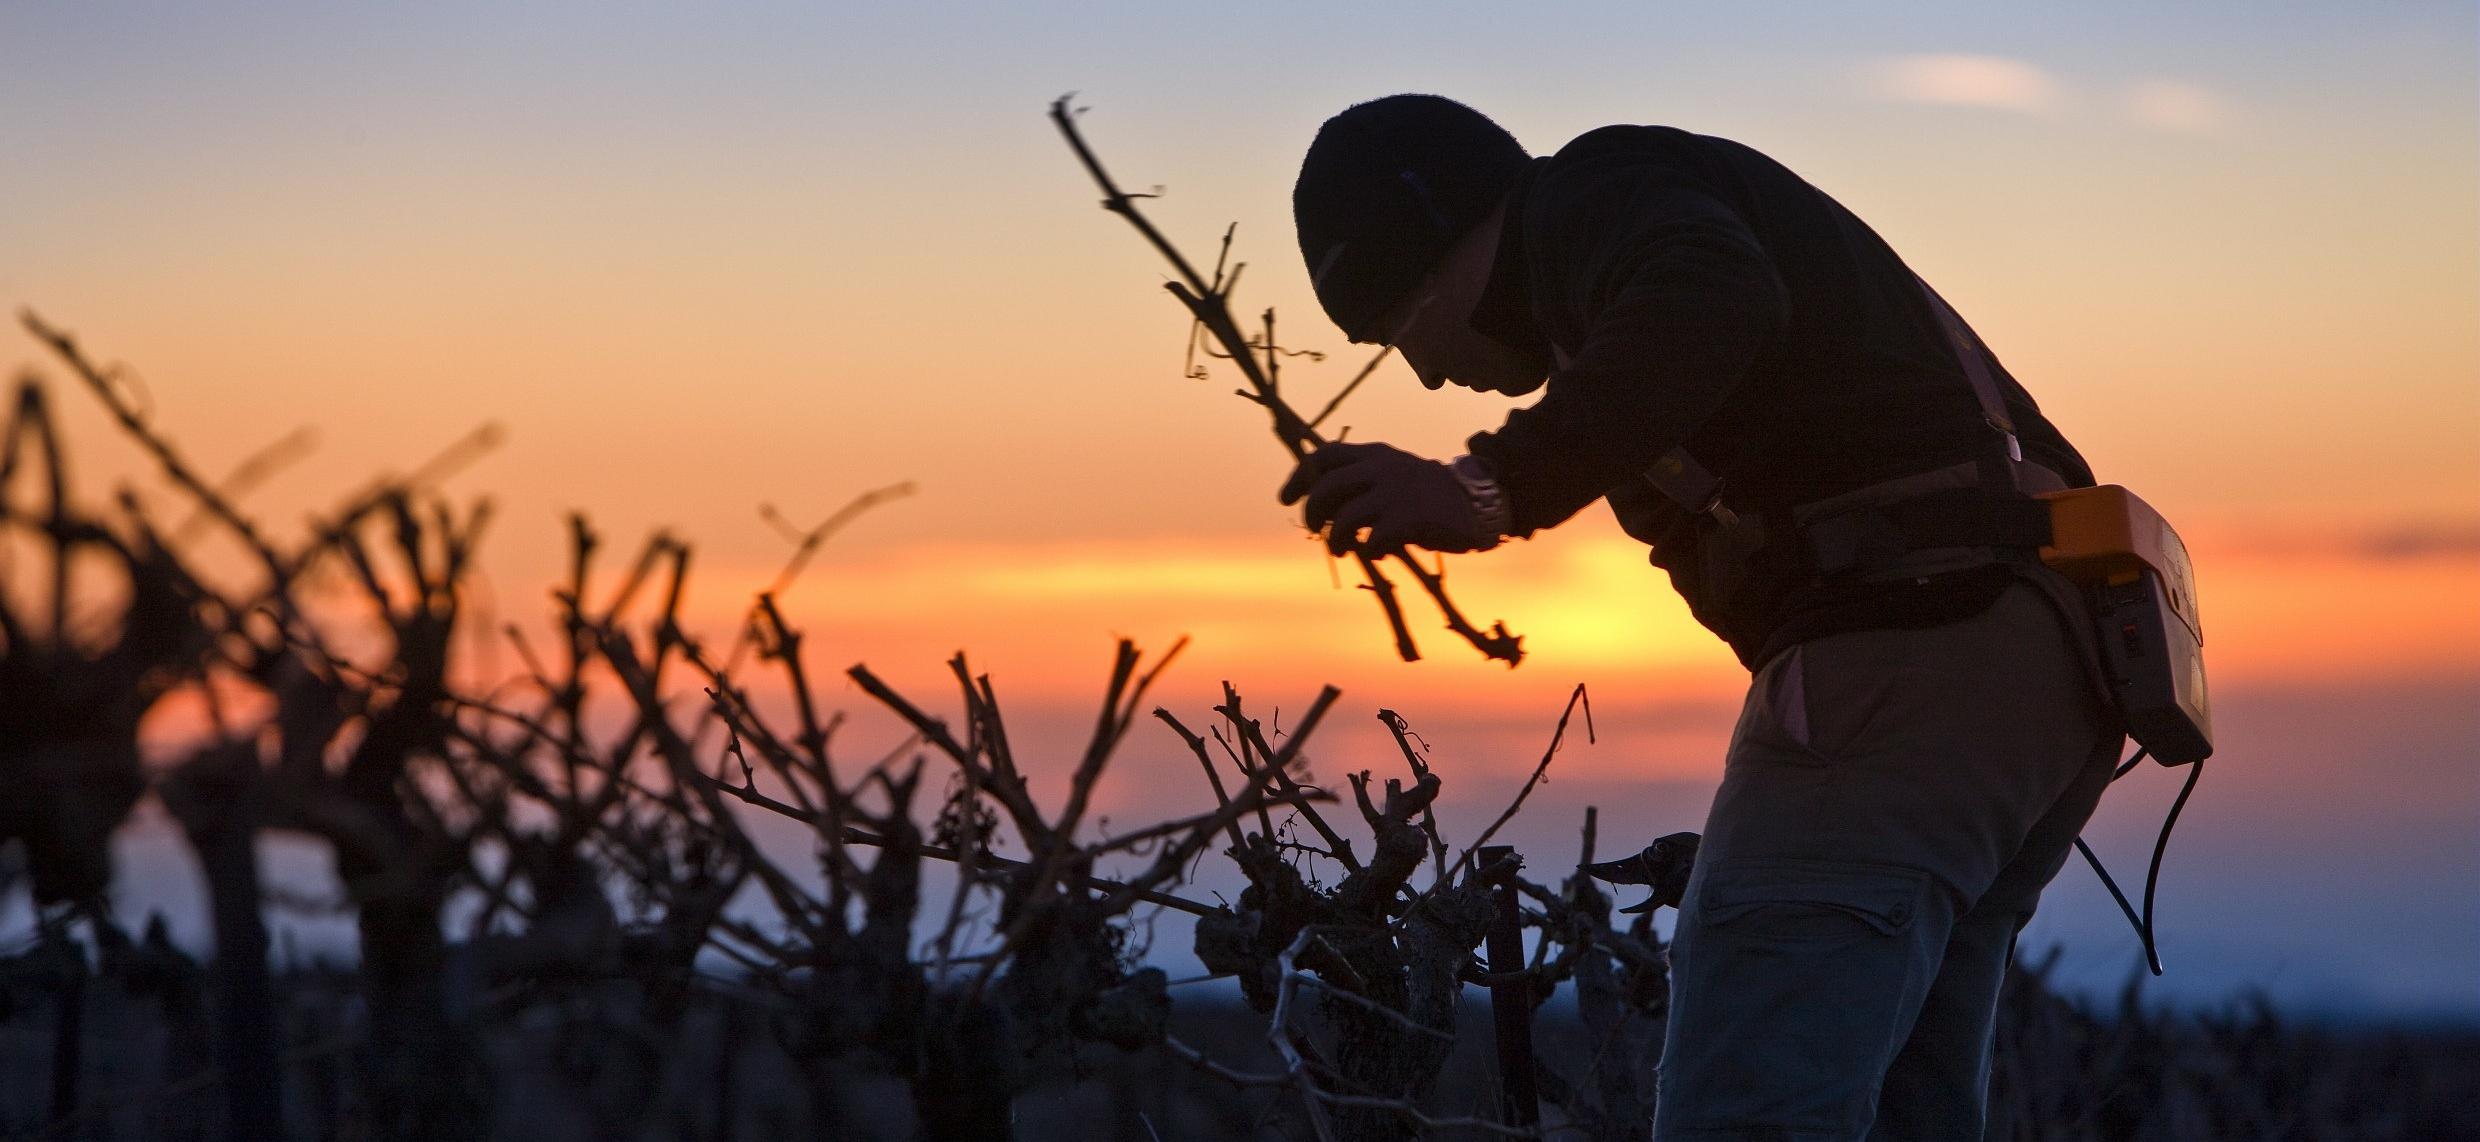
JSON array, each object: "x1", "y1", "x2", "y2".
[
  {"x1": 1529, "y1": 125, "x2": 1781, "y2": 209},
  {"x1": 1542, "y1": 124, "x2": 1764, "y2": 169},
  {"x1": 1519, "y1": 126, "x2": 1767, "y2": 237}
]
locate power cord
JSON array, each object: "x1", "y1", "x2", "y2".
[{"x1": 2071, "y1": 747, "x2": 2206, "y2": 976}]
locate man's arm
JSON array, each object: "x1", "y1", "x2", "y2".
[{"x1": 1466, "y1": 158, "x2": 1788, "y2": 536}]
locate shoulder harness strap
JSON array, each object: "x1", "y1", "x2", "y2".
[
  {"x1": 1630, "y1": 276, "x2": 2032, "y2": 551},
  {"x1": 1913, "y1": 274, "x2": 2027, "y2": 494}
]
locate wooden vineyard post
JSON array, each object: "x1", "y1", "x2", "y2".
[{"x1": 1479, "y1": 845, "x2": 1542, "y2": 1128}]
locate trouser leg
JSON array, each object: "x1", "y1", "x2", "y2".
[
  {"x1": 1867, "y1": 724, "x2": 2121, "y2": 1141},
  {"x1": 1865, "y1": 903, "x2": 2018, "y2": 1142},
  {"x1": 1653, "y1": 580, "x2": 2116, "y2": 1141}
]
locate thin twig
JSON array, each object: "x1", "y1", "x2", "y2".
[
  {"x1": 1456, "y1": 684, "x2": 1593, "y2": 883},
  {"x1": 1305, "y1": 346, "x2": 1394, "y2": 432}
]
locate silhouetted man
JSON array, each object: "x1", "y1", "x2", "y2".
[{"x1": 1283, "y1": 95, "x2": 2123, "y2": 1139}]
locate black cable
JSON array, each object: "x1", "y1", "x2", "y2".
[
  {"x1": 2074, "y1": 747, "x2": 2153, "y2": 969},
  {"x1": 2139, "y1": 758, "x2": 2205, "y2": 967},
  {"x1": 2072, "y1": 747, "x2": 2205, "y2": 976}
]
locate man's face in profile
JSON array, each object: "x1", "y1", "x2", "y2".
[{"x1": 1374, "y1": 205, "x2": 1550, "y2": 397}]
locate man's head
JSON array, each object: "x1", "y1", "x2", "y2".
[{"x1": 1294, "y1": 95, "x2": 1548, "y2": 395}]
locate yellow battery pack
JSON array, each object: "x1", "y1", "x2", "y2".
[{"x1": 2035, "y1": 485, "x2": 2212, "y2": 764}]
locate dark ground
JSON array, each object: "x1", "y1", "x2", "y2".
[{"x1": 3, "y1": 947, "x2": 2474, "y2": 1141}]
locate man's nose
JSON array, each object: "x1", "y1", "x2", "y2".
[{"x1": 1413, "y1": 362, "x2": 1447, "y2": 390}]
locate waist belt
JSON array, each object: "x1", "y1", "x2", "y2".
[{"x1": 1800, "y1": 484, "x2": 2054, "y2": 579}]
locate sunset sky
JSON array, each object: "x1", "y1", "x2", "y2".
[{"x1": 5, "y1": 2, "x2": 2475, "y2": 1019}]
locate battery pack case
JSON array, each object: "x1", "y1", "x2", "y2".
[{"x1": 2035, "y1": 485, "x2": 2213, "y2": 764}]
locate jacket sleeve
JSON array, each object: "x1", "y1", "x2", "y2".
[{"x1": 1466, "y1": 160, "x2": 1788, "y2": 536}]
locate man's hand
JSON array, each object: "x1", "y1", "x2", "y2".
[{"x1": 1278, "y1": 441, "x2": 1495, "y2": 556}]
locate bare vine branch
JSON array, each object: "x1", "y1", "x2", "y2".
[{"x1": 1048, "y1": 98, "x2": 1524, "y2": 667}]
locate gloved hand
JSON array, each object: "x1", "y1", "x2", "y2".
[{"x1": 1278, "y1": 441, "x2": 1494, "y2": 556}]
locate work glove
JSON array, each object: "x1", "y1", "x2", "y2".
[{"x1": 1278, "y1": 441, "x2": 1495, "y2": 557}]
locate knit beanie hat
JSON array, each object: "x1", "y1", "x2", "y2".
[{"x1": 1293, "y1": 95, "x2": 1530, "y2": 342}]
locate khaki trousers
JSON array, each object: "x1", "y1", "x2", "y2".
[{"x1": 1654, "y1": 574, "x2": 2121, "y2": 1141}]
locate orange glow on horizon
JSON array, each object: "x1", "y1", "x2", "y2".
[{"x1": 653, "y1": 518, "x2": 2480, "y2": 737}]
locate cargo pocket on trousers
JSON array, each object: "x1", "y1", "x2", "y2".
[
  {"x1": 1700, "y1": 858, "x2": 1929, "y2": 941},
  {"x1": 1665, "y1": 859, "x2": 1939, "y2": 1132}
]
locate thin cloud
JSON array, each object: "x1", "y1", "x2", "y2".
[
  {"x1": 2213, "y1": 520, "x2": 2480, "y2": 562},
  {"x1": 1862, "y1": 54, "x2": 2063, "y2": 115},
  {"x1": 2354, "y1": 522, "x2": 2480, "y2": 562},
  {"x1": 2122, "y1": 79, "x2": 2232, "y2": 133},
  {"x1": 1861, "y1": 59, "x2": 2241, "y2": 135}
]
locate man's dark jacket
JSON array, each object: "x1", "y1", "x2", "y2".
[{"x1": 1461, "y1": 125, "x2": 2093, "y2": 667}]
